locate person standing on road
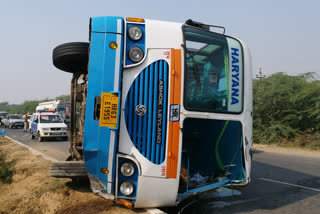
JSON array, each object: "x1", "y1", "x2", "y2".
[{"x1": 23, "y1": 112, "x2": 29, "y2": 132}]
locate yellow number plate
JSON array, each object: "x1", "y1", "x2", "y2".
[{"x1": 99, "y1": 92, "x2": 119, "y2": 128}]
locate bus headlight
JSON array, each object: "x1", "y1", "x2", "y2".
[
  {"x1": 120, "y1": 181, "x2": 134, "y2": 196},
  {"x1": 128, "y1": 26, "x2": 143, "y2": 41},
  {"x1": 120, "y1": 162, "x2": 135, "y2": 177},
  {"x1": 128, "y1": 46, "x2": 144, "y2": 63}
]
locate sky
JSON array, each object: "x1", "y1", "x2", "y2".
[{"x1": 0, "y1": 0, "x2": 319, "y2": 104}]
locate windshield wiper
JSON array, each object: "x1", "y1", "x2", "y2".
[{"x1": 182, "y1": 45, "x2": 201, "y2": 88}]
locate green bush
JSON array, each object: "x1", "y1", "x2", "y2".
[
  {"x1": 0, "y1": 151, "x2": 15, "y2": 183},
  {"x1": 253, "y1": 72, "x2": 320, "y2": 147}
]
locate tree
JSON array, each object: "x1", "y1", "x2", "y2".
[
  {"x1": 253, "y1": 72, "x2": 320, "y2": 143},
  {"x1": 56, "y1": 95, "x2": 71, "y2": 101}
]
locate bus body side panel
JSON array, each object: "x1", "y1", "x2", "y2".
[{"x1": 83, "y1": 16, "x2": 123, "y2": 195}]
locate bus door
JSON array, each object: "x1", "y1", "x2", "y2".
[{"x1": 177, "y1": 26, "x2": 250, "y2": 197}]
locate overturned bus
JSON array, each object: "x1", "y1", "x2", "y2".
[{"x1": 51, "y1": 16, "x2": 253, "y2": 208}]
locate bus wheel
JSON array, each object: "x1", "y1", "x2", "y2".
[{"x1": 53, "y1": 42, "x2": 89, "y2": 74}]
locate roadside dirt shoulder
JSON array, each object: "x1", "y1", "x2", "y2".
[
  {"x1": 253, "y1": 144, "x2": 320, "y2": 159},
  {"x1": 0, "y1": 137, "x2": 147, "y2": 214}
]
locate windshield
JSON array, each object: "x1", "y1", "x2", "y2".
[
  {"x1": 57, "y1": 106, "x2": 66, "y2": 113},
  {"x1": 9, "y1": 115, "x2": 23, "y2": 119},
  {"x1": 183, "y1": 26, "x2": 243, "y2": 113},
  {"x1": 40, "y1": 115, "x2": 63, "y2": 123}
]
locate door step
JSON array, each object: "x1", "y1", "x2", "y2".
[{"x1": 50, "y1": 161, "x2": 87, "y2": 178}]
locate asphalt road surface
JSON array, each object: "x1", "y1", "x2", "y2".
[
  {"x1": 3, "y1": 126, "x2": 70, "y2": 161},
  {"x1": 171, "y1": 148, "x2": 320, "y2": 214},
  {"x1": 3, "y1": 127, "x2": 320, "y2": 214}
]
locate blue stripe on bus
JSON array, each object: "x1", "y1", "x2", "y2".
[
  {"x1": 151, "y1": 61, "x2": 158, "y2": 163},
  {"x1": 137, "y1": 73, "x2": 144, "y2": 151},
  {"x1": 133, "y1": 78, "x2": 139, "y2": 146},
  {"x1": 147, "y1": 64, "x2": 154, "y2": 160},
  {"x1": 142, "y1": 67, "x2": 149, "y2": 156}
]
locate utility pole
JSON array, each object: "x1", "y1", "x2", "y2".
[{"x1": 256, "y1": 67, "x2": 266, "y2": 79}]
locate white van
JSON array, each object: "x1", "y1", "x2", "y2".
[{"x1": 30, "y1": 112, "x2": 68, "y2": 142}]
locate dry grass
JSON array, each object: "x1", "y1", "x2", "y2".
[
  {"x1": 0, "y1": 137, "x2": 147, "y2": 214},
  {"x1": 255, "y1": 133, "x2": 320, "y2": 151}
]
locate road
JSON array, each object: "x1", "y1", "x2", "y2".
[
  {"x1": 3, "y1": 127, "x2": 70, "y2": 161},
  {"x1": 176, "y1": 147, "x2": 320, "y2": 214},
  {"x1": 3, "y1": 127, "x2": 320, "y2": 213}
]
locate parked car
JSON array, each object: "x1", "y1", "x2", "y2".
[
  {"x1": 0, "y1": 111, "x2": 8, "y2": 126},
  {"x1": 2, "y1": 114, "x2": 24, "y2": 128},
  {"x1": 30, "y1": 112, "x2": 68, "y2": 142}
]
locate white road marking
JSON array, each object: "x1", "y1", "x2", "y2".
[
  {"x1": 145, "y1": 208, "x2": 166, "y2": 214},
  {"x1": 260, "y1": 178, "x2": 320, "y2": 192}
]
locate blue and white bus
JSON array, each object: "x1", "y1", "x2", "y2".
[{"x1": 52, "y1": 16, "x2": 253, "y2": 208}]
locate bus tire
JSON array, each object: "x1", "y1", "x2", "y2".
[{"x1": 52, "y1": 42, "x2": 89, "y2": 74}]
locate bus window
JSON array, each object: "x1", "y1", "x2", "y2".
[
  {"x1": 57, "y1": 105, "x2": 66, "y2": 113},
  {"x1": 183, "y1": 26, "x2": 243, "y2": 113}
]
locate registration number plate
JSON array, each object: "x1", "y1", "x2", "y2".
[{"x1": 99, "y1": 92, "x2": 119, "y2": 128}]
